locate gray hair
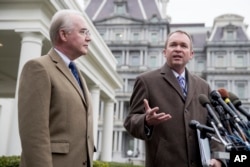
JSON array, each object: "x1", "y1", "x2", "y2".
[{"x1": 49, "y1": 9, "x2": 83, "y2": 45}]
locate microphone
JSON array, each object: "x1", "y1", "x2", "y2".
[
  {"x1": 210, "y1": 99, "x2": 233, "y2": 135},
  {"x1": 218, "y1": 88, "x2": 244, "y2": 121},
  {"x1": 210, "y1": 98, "x2": 225, "y2": 116},
  {"x1": 210, "y1": 90, "x2": 249, "y2": 144},
  {"x1": 190, "y1": 120, "x2": 229, "y2": 146},
  {"x1": 210, "y1": 90, "x2": 241, "y2": 123},
  {"x1": 189, "y1": 120, "x2": 216, "y2": 134},
  {"x1": 228, "y1": 91, "x2": 250, "y2": 121},
  {"x1": 198, "y1": 94, "x2": 225, "y2": 132}
]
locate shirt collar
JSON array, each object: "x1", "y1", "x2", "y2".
[
  {"x1": 172, "y1": 70, "x2": 186, "y2": 79},
  {"x1": 54, "y1": 48, "x2": 71, "y2": 67}
]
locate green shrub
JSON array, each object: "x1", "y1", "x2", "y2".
[
  {"x1": 93, "y1": 160, "x2": 109, "y2": 167},
  {"x1": 0, "y1": 156, "x2": 143, "y2": 167},
  {"x1": 109, "y1": 162, "x2": 143, "y2": 167},
  {"x1": 0, "y1": 156, "x2": 20, "y2": 167}
]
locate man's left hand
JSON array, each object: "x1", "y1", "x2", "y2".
[{"x1": 209, "y1": 159, "x2": 222, "y2": 167}]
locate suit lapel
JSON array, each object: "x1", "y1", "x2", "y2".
[
  {"x1": 48, "y1": 49, "x2": 87, "y2": 106},
  {"x1": 184, "y1": 71, "x2": 197, "y2": 107},
  {"x1": 160, "y1": 64, "x2": 199, "y2": 105},
  {"x1": 77, "y1": 67, "x2": 90, "y2": 107},
  {"x1": 160, "y1": 64, "x2": 185, "y2": 100}
]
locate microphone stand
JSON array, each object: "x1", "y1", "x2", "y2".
[
  {"x1": 202, "y1": 120, "x2": 231, "y2": 164},
  {"x1": 209, "y1": 121, "x2": 231, "y2": 148},
  {"x1": 202, "y1": 132, "x2": 222, "y2": 144}
]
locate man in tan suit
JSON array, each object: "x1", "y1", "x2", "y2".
[{"x1": 18, "y1": 9, "x2": 94, "y2": 167}]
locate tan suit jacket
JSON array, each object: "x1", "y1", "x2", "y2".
[
  {"x1": 124, "y1": 63, "x2": 225, "y2": 167},
  {"x1": 18, "y1": 49, "x2": 94, "y2": 167}
]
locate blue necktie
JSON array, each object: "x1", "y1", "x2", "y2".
[
  {"x1": 177, "y1": 76, "x2": 187, "y2": 96},
  {"x1": 69, "y1": 62, "x2": 82, "y2": 89}
]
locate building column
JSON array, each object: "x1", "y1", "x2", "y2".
[
  {"x1": 17, "y1": 32, "x2": 45, "y2": 77},
  {"x1": 7, "y1": 32, "x2": 44, "y2": 155},
  {"x1": 141, "y1": 50, "x2": 146, "y2": 65},
  {"x1": 140, "y1": 50, "x2": 143, "y2": 66},
  {"x1": 207, "y1": 51, "x2": 211, "y2": 70},
  {"x1": 118, "y1": 131, "x2": 123, "y2": 152},
  {"x1": 126, "y1": 50, "x2": 129, "y2": 65},
  {"x1": 122, "y1": 50, "x2": 125, "y2": 65},
  {"x1": 89, "y1": 85, "x2": 101, "y2": 160},
  {"x1": 125, "y1": 78, "x2": 128, "y2": 92},
  {"x1": 114, "y1": 101, "x2": 119, "y2": 121},
  {"x1": 159, "y1": 51, "x2": 164, "y2": 65},
  {"x1": 0, "y1": 99, "x2": 15, "y2": 155},
  {"x1": 97, "y1": 131, "x2": 102, "y2": 154},
  {"x1": 100, "y1": 99, "x2": 115, "y2": 161},
  {"x1": 144, "y1": 50, "x2": 148, "y2": 63},
  {"x1": 138, "y1": 139, "x2": 145, "y2": 159},
  {"x1": 247, "y1": 51, "x2": 250, "y2": 70},
  {"x1": 113, "y1": 131, "x2": 118, "y2": 151}
]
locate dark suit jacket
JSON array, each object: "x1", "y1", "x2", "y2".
[
  {"x1": 124, "y1": 63, "x2": 225, "y2": 167},
  {"x1": 18, "y1": 49, "x2": 94, "y2": 167}
]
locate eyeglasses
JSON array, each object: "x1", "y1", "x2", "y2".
[{"x1": 80, "y1": 29, "x2": 91, "y2": 37}]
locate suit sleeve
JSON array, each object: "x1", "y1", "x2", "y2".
[
  {"x1": 123, "y1": 76, "x2": 152, "y2": 140},
  {"x1": 18, "y1": 60, "x2": 53, "y2": 167}
]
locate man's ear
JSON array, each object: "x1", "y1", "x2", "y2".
[
  {"x1": 58, "y1": 29, "x2": 68, "y2": 42},
  {"x1": 190, "y1": 50, "x2": 194, "y2": 59},
  {"x1": 162, "y1": 49, "x2": 167, "y2": 57}
]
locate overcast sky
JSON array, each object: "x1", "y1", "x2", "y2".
[{"x1": 167, "y1": 0, "x2": 250, "y2": 35}]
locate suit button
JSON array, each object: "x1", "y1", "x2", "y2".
[
  {"x1": 190, "y1": 160, "x2": 195, "y2": 166},
  {"x1": 82, "y1": 161, "x2": 86, "y2": 166}
]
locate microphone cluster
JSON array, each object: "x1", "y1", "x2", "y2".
[{"x1": 190, "y1": 88, "x2": 250, "y2": 152}]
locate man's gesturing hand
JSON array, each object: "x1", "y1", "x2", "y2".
[{"x1": 144, "y1": 99, "x2": 172, "y2": 126}]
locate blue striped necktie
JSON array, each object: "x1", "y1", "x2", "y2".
[
  {"x1": 69, "y1": 62, "x2": 82, "y2": 89},
  {"x1": 177, "y1": 76, "x2": 187, "y2": 96}
]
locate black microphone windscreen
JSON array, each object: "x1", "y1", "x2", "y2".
[
  {"x1": 232, "y1": 99, "x2": 242, "y2": 108},
  {"x1": 198, "y1": 94, "x2": 210, "y2": 107},
  {"x1": 228, "y1": 92, "x2": 240, "y2": 103},
  {"x1": 210, "y1": 90, "x2": 221, "y2": 101}
]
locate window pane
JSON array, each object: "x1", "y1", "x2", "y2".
[
  {"x1": 115, "y1": 33, "x2": 123, "y2": 40},
  {"x1": 226, "y1": 31, "x2": 234, "y2": 40},
  {"x1": 127, "y1": 79, "x2": 135, "y2": 92},
  {"x1": 129, "y1": 51, "x2": 140, "y2": 66},
  {"x1": 130, "y1": 55, "x2": 139, "y2": 66},
  {"x1": 236, "y1": 55, "x2": 244, "y2": 67},
  {"x1": 215, "y1": 51, "x2": 227, "y2": 67},
  {"x1": 115, "y1": 55, "x2": 122, "y2": 66},
  {"x1": 236, "y1": 82, "x2": 246, "y2": 98},
  {"x1": 215, "y1": 81, "x2": 227, "y2": 90},
  {"x1": 235, "y1": 51, "x2": 247, "y2": 67},
  {"x1": 133, "y1": 32, "x2": 139, "y2": 41},
  {"x1": 151, "y1": 32, "x2": 158, "y2": 42},
  {"x1": 197, "y1": 60, "x2": 205, "y2": 72},
  {"x1": 215, "y1": 56, "x2": 224, "y2": 67},
  {"x1": 113, "y1": 51, "x2": 123, "y2": 66},
  {"x1": 116, "y1": 5, "x2": 125, "y2": 14},
  {"x1": 148, "y1": 55, "x2": 157, "y2": 68},
  {"x1": 97, "y1": 28, "x2": 106, "y2": 40}
]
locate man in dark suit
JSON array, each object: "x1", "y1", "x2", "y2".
[
  {"x1": 124, "y1": 30, "x2": 225, "y2": 167},
  {"x1": 18, "y1": 9, "x2": 94, "y2": 167}
]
